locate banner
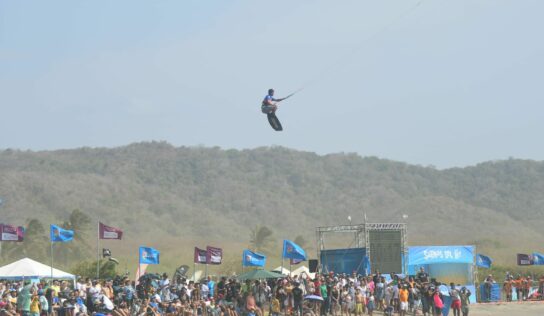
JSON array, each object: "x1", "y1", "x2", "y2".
[
  {"x1": 243, "y1": 249, "x2": 266, "y2": 267},
  {"x1": 0, "y1": 224, "x2": 24, "y2": 241},
  {"x1": 517, "y1": 253, "x2": 533, "y2": 266},
  {"x1": 476, "y1": 254, "x2": 493, "y2": 268},
  {"x1": 364, "y1": 256, "x2": 372, "y2": 276},
  {"x1": 194, "y1": 247, "x2": 207, "y2": 264},
  {"x1": 282, "y1": 240, "x2": 307, "y2": 261},
  {"x1": 408, "y1": 246, "x2": 474, "y2": 265},
  {"x1": 99, "y1": 222, "x2": 123, "y2": 240},
  {"x1": 206, "y1": 246, "x2": 223, "y2": 265},
  {"x1": 139, "y1": 246, "x2": 160, "y2": 264},
  {"x1": 532, "y1": 253, "x2": 544, "y2": 265},
  {"x1": 50, "y1": 225, "x2": 74, "y2": 242}
]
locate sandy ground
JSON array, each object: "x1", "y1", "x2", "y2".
[{"x1": 467, "y1": 302, "x2": 544, "y2": 316}]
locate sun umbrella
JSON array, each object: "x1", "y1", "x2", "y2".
[
  {"x1": 237, "y1": 269, "x2": 284, "y2": 280},
  {"x1": 304, "y1": 295, "x2": 324, "y2": 301}
]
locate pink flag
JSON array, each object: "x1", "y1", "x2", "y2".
[
  {"x1": 290, "y1": 258, "x2": 303, "y2": 265},
  {"x1": 206, "y1": 246, "x2": 223, "y2": 265},
  {"x1": 0, "y1": 224, "x2": 24, "y2": 242},
  {"x1": 194, "y1": 247, "x2": 207, "y2": 264},
  {"x1": 99, "y1": 222, "x2": 123, "y2": 240}
]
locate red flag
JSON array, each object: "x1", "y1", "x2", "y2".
[
  {"x1": 194, "y1": 247, "x2": 207, "y2": 264},
  {"x1": 290, "y1": 258, "x2": 303, "y2": 265},
  {"x1": 517, "y1": 253, "x2": 534, "y2": 266},
  {"x1": 99, "y1": 222, "x2": 123, "y2": 240},
  {"x1": 206, "y1": 246, "x2": 223, "y2": 265},
  {"x1": 0, "y1": 224, "x2": 24, "y2": 242}
]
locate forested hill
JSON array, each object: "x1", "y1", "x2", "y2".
[{"x1": 1, "y1": 142, "x2": 544, "y2": 266}]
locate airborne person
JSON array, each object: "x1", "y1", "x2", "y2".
[
  {"x1": 261, "y1": 89, "x2": 285, "y2": 114},
  {"x1": 261, "y1": 88, "x2": 290, "y2": 131}
]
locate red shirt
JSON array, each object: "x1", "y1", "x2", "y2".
[{"x1": 314, "y1": 281, "x2": 321, "y2": 296}]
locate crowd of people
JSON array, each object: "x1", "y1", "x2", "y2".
[
  {"x1": 0, "y1": 267, "x2": 478, "y2": 316},
  {"x1": 500, "y1": 273, "x2": 544, "y2": 302}
]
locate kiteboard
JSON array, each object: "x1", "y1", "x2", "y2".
[{"x1": 267, "y1": 113, "x2": 283, "y2": 131}]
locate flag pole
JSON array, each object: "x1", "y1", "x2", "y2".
[
  {"x1": 281, "y1": 241, "x2": 284, "y2": 277},
  {"x1": 96, "y1": 219, "x2": 100, "y2": 279},
  {"x1": 193, "y1": 262, "x2": 196, "y2": 282},
  {"x1": 50, "y1": 238, "x2": 53, "y2": 281},
  {"x1": 289, "y1": 260, "x2": 292, "y2": 277},
  {"x1": 205, "y1": 264, "x2": 208, "y2": 279},
  {"x1": 138, "y1": 248, "x2": 141, "y2": 281}
]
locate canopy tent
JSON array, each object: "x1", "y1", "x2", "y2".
[
  {"x1": 237, "y1": 269, "x2": 283, "y2": 280},
  {"x1": 407, "y1": 245, "x2": 476, "y2": 303},
  {"x1": 0, "y1": 258, "x2": 75, "y2": 280},
  {"x1": 272, "y1": 266, "x2": 291, "y2": 275}
]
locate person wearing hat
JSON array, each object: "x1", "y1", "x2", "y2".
[
  {"x1": 503, "y1": 277, "x2": 513, "y2": 302},
  {"x1": 483, "y1": 275, "x2": 494, "y2": 302}
]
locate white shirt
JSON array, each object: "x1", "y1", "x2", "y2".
[
  {"x1": 100, "y1": 295, "x2": 114, "y2": 311},
  {"x1": 89, "y1": 286, "x2": 101, "y2": 299}
]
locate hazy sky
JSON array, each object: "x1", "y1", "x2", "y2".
[{"x1": 1, "y1": 0, "x2": 542, "y2": 168}]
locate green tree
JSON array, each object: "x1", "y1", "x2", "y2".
[
  {"x1": 249, "y1": 225, "x2": 274, "y2": 253},
  {"x1": 64, "y1": 209, "x2": 92, "y2": 243},
  {"x1": 1, "y1": 219, "x2": 49, "y2": 263},
  {"x1": 72, "y1": 259, "x2": 117, "y2": 279},
  {"x1": 56, "y1": 209, "x2": 92, "y2": 264},
  {"x1": 24, "y1": 219, "x2": 49, "y2": 260}
]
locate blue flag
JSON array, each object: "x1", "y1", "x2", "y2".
[
  {"x1": 242, "y1": 249, "x2": 266, "y2": 267},
  {"x1": 282, "y1": 240, "x2": 307, "y2": 261},
  {"x1": 532, "y1": 253, "x2": 544, "y2": 265},
  {"x1": 476, "y1": 253, "x2": 493, "y2": 268},
  {"x1": 139, "y1": 247, "x2": 160, "y2": 264},
  {"x1": 50, "y1": 225, "x2": 74, "y2": 242}
]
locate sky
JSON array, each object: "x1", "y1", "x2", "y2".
[{"x1": 1, "y1": 0, "x2": 543, "y2": 168}]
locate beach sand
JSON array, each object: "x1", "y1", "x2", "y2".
[{"x1": 466, "y1": 301, "x2": 544, "y2": 316}]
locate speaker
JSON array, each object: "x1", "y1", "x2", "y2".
[{"x1": 309, "y1": 259, "x2": 318, "y2": 272}]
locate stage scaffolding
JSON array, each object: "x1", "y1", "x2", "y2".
[{"x1": 316, "y1": 222, "x2": 407, "y2": 274}]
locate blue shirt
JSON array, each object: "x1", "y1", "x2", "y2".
[
  {"x1": 262, "y1": 94, "x2": 276, "y2": 105},
  {"x1": 208, "y1": 281, "x2": 215, "y2": 297}
]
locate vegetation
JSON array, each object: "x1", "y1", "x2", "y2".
[
  {"x1": 1, "y1": 142, "x2": 543, "y2": 273},
  {"x1": 71, "y1": 259, "x2": 118, "y2": 279},
  {"x1": 249, "y1": 225, "x2": 275, "y2": 254}
]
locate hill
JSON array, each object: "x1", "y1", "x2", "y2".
[{"x1": 1, "y1": 142, "x2": 543, "y2": 273}]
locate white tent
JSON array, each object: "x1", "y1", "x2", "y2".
[
  {"x1": 272, "y1": 266, "x2": 291, "y2": 275},
  {"x1": 0, "y1": 258, "x2": 76, "y2": 280},
  {"x1": 291, "y1": 266, "x2": 315, "y2": 279}
]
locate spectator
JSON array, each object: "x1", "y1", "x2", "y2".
[
  {"x1": 459, "y1": 287, "x2": 471, "y2": 316},
  {"x1": 449, "y1": 283, "x2": 461, "y2": 316},
  {"x1": 483, "y1": 275, "x2": 494, "y2": 302}
]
